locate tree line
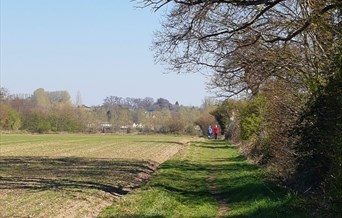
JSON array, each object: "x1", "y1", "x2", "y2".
[
  {"x1": 0, "y1": 87, "x2": 219, "y2": 135},
  {"x1": 139, "y1": 0, "x2": 341, "y2": 216}
]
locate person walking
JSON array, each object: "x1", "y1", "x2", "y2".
[
  {"x1": 207, "y1": 125, "x2": 213, "y2": 139},
  {"x1": 213, "y1": 125, "x2": 219, "y2": 140}
]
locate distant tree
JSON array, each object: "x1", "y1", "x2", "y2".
[
  {"x1": 106, "y1": 110, "x2": 112, "y2": 122},
  {"x1": 153, "y1": 98, "x2": 173, "y2": 110},
  {"x1": 152, "y1": 108, "x2": 172, "y2": 131},
  {"x1": 75, "y1": 91, "x2": 82, "y2": 107},
  {"x1": 32, "y1": 88, "x2": 50, "y2": 108},
  {"x1": 195, "y1": 112, "x2": 217, "y2": 136},
  {"x1": 141, "y1": 97, "x2": 155, "y2": 111},
  {"x1": 178, "y1": 105, "x2": 201, "y2": 126},
  {"x1": 47, "y1": 91, "x2": 71, "y2": 105},
  {"x1": 167, "y1": 112, "x2": 186, "y2": 134},
  {"x1": 9, "y1": 97, "x2": 33, "y2": 114},
  {"x1": 117, "y1": 108, "x2": 132, "y2": 127},
  {"x1": 54, "y1": 105, "x2": 84, "y2": 132},
  {"x1": 200, "y1": 97, "x2": 217, "y2": 113},
  {"x1": 103, "y1": 96, "x2": 123, "y2": 108},
  {"x1": 0, "y1": 87, "x2": 9, "y2": 102},
  {"x1": 211, "y1": 99, "x2": 243, "y2": 140}
]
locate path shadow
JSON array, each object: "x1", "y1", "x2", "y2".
[
  {"x1": 192, "y1": 140, "x2": 236, "y2": 149},
  {"x1": 0, "y1": 156, "x2": 158, "y2": 196},
  {"x1": 133, "y1": 140, "x2": 186, "y2": 145},
  {"x1": 145, "y1": 142, "x2": 307, "y2": 218},
  {"x1": 110, "y1": 215, "x2": 165, "y2": 218}
]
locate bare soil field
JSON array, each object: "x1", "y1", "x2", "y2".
[{"x1": 0, "y1": 134, "x2": 191, "y2": 217}]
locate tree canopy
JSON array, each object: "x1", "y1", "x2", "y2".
[{"x1": 138, "y1": 0, "x2": 339, "y2": 97}]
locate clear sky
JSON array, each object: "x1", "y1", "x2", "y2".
[{"x1": 0, "y1": 0, "x2": 211, "y2": 107}]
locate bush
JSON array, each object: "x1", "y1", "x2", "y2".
[
  {"x1": 240, "y1": 96, "x2": 269, "y2": 140},
  {"x1": 238, "y1": 96, "x2": 271, "y2": 164},
  {"x1": 21, "y1": 106, "x2": 86, "y2": 133},
  {"x1": 22, "y1": 112, "x2": 51, "y2": 133},
  {"x1": 0, "y1": 105, "x2": 21, "y2": 130},
  {"x1": 167, "y1": 115, "x2": 186, "y2": 134},
  {"x1": 184, "y1": 125, "x2": 201, "y2": 136}
]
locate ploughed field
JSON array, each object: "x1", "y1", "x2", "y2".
[{"x1": 0, "y1": 134, "x2": 190, "y2": 217}]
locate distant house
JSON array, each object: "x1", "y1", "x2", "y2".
[
  {"x1": 132, "y1": 123, "x2": 143, "y2": 128},
  {"x1": 80, "y1": 104, "x2": 92, "y2": 110},
  {"x1": 100, "y1": 122, "x2": 112, "y2": 128},
  {"x1": 100, "y1": 122, "x2": 112, "y2": 132}
]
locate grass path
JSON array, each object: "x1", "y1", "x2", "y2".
[
  {"x1": 100, "y1": 140, "x2": 308, "y2": 218},
  {"x1": 207, "y1": 169, "x2": 229, "y2": 217}
]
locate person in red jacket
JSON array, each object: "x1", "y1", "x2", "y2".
[{"x1": 213, "y1": 125, "x2": 219, "y2": 140}]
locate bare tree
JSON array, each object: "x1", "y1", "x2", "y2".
[
  {"x1": 0, "y1": 87, "x2": 9, "y2": 102},
  {"x1": 137, "y1": 0, "x2": 339, "y2": 97}
]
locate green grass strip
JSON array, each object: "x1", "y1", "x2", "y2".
[{"x1": 100, "y1": 140, "x2": 308, "y2": 218}]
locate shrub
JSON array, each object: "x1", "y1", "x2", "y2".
[
  {"x1": 22, "y1": 112, "x2": 51, "y2": 133},
  {"x1": 240, "y1": 96, "x2": 269, "y2": 140},
  {"x1": 0, "y1": 104, "x2": 21, "y2": 130},
  {"x1": 167, "y1": 115, "x2": 186, "y2": 134},
  {"x1": 239, "y1": 95, "x2": 271, "y2": 164},
  {"x1": 21, "y1": 106, "x2": 86, "y2": 133}
]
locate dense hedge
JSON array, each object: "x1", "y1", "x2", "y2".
[{"x1": 295, "y1": 44, "x2": 342, "y2": 214}]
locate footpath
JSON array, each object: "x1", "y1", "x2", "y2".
[{"x1": 100, "y1": 140, "x2": 308, "y2": 218}]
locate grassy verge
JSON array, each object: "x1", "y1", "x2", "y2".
[{"x1": 100, "y1": 140, "x2": 308, "y2": 218}]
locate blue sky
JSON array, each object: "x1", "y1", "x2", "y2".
[{"x1": 0, "y1": 0, "x2": 210, "y2": 106}]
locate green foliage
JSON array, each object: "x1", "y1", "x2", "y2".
[
  {"x1": 10, "y1": 91, "x2": 204, "y2": 135},
  {"x1": 238, "y1": 96, "x2": 272, "y2": 165},
  {"x1": 240, "y1": 96, "x2": 269, "y2": 141},
  {"x1": 0, "y1": 104, "x2": 21, "y2": 130},
  {"x1": 240, "y1": 113, "x2": 263, "y2": 140},
  {"x1": 295, "y1": 40, "x2": 342, "y2": 215},
  {"x1": 47, "y1": 90, "x2": 71, "y2": 105},
  {"x1": 184, "y1": 125, "x2": 200, "y2": 136},
  {"x1": 31, "y1": 89, "x2": 72, "y2": 108},
  {"x1": 22, "y1": 106, "x2": 85, "y2": 133},
  {"x1": 22, "y1": 112, "x2": 51, "y2": 133},
  {"x1": 211, "y1": 100, "x2": 244, "y2": 141},
  {"x1": 210, "y1": 100, "x2": 232, "y2": 134},
  {"x1": 32, "y1": 88, "x2": 50, "y2": 107}
]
